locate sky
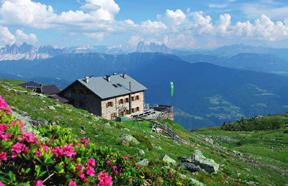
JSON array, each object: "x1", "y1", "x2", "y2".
[{"x1": 0, "y1": 0, "x2": 288, "y2": 49}]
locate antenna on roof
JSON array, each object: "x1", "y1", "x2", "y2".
[
  {"x1": 121, "y1": 73, "x2": 126, "y2": 79},
  {"x1": 105, "y1": 75, "x2": 111, "y2": 82},
  {"x1": 129, "y1": 81, "x2": 132, "y2": 91}
]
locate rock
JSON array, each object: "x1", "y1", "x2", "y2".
[
  {"x1": 162, "y1": 155, "x2": 177, "y2": 166},
  {"x1": 122, "y1": 128, "x2": 130, "y2": 132},
  {"x1": 180, "y1": 162, "x2": 202, "y2": 172},
  {"x1": 192, "y1": 150, "x2": 219, "y2": 174},
  {"x1": 178, "y1": 174, "x2": 206, "y2": 186},
  {"x1": 136, "y1": 159, "x2": 149, "y2": 166},
  {"x1": 104, "y1": 123, "x2": 111, "y2": 128},
  {"x1": 48, "y1": 106, "x2": 56, "y2": 110},
  {"x1": 139, "y1": 149, "x2": 145, "y2": 156},
  {"x1": 189, "y1": 178, "x2": 206, "y2": 186},
  {"x1": 204, "y1": 137, "x2": 214, "y2": 144},
  {"x1": 118, "y1": 133, "x2": 140, "y2": 146}
]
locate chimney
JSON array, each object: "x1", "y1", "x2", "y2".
[
  {"x1": 105, "y1": 75, "x2": 111, "y2": 82},
  {"x1": 121, "y1": 73, "x2": 126, "y2": 79},
  {"x1": 84, "y1": 76, "x2": 89, "y2": 83}
]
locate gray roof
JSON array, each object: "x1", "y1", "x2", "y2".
[{"x1": 77, "y1": 74, "x2": 147, "y2": 99}]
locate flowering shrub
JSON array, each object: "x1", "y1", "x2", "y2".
[
  {"x1": 0, "y1": 96, "x2": 189, "y2": 186},
  {"x1": 0, "y1": 96, "x2": 145, "y2": 186}
]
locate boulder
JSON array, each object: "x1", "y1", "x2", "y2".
[
  {"x1": 180, "y1": 162, "x2": 201, "y2": 172},
  {"x1": 179, "y1": 150, "x2": 219, "y2": 174},
  {"x1": 136, "y1": 159, "x2": 149, "y2": 166},
  {"x1": 162, "y1": 154, "x2": 177, "y2": 166},
  {"x1": 118, "y1": 133, "x2": 140, "y2": 146},
  {"x1": 192, "y1": 150, "x2": 219, "y2": 174},
  {"x1": 139, "y1": 149, "x2": 145, "y2": 156}
]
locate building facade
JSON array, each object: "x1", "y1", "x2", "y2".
[{"x1": 60, "y1": 74, "x2": 147, "y2": 120}]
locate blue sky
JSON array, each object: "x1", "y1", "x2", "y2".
[{"x1": 0, "y1": 0, "x2": 288, "y2": 49}]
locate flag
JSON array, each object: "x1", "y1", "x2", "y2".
[{"x1": 170, "y1": 81, "x2": 174, "y2": 97}]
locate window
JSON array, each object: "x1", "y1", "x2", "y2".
[
  {"x1": 106, "y1": 101, "x2": 113, "y2": 108},
  {"x1": 135, "y1": 95, "x2": 140, "y2": 100},
  {"x1": 125, "y1": 98, "x2": 129, "y2": 103},
  {"x1": 125, "y1": 110, "x2": 129, "y2": 114},
  {"x1": 119, "y1": 99, "x2": 124, "y2": 104},
  {"x1": 131, "y1": 108, "x2": 135, "y2": 113},
  {"x1": 136, "y1": 107, "x2": 140, "y2": 112},
  {"x1": 131, "y1": 96, "x2": 135, "y2": 101},
  {"x1": 111, "y1": 113, "x2": 117, "y2": 119}
]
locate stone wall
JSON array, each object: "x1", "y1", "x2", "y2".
[{"x1": 101, "y1": 91, "x2": 145, "y2": 120}]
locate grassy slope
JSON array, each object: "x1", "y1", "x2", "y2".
[{"x1": 0, "y1": 80, "x2": 287, "y2": 186}]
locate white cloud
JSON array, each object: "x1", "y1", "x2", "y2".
[
  {"x1": 141, "y1": 20, "x2": 167, "y2": 33},
  {"x1": 0, "y1": 26, "x2": 38, "y2": 46},
  {"x1": 190, "y1": 11, "x2": 214, "y2": 34},
  {"x1": 0, "y1": 0, "x2": 55, "y2": 28},
  {"x1": 15, "y1": 29, "x2": 38, "y2": 44},
  {"x1": 165, "y1": 9, "x2": 186, "y2": 24},
  {"x1": 81, "y1": 0, "x2": 120, "y2": 21},
  {"x1": 0, "y1": 26, "x2": 15, "y2": 45},
  {"x1": 218, "y1": 13, "x2": 231, "y2": 34}
]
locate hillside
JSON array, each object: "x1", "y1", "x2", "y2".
[
  {"x1": 2, "y1": 53, "x2": 288, "y2": 129},
  {"x1": 0, "y1": 80, "x2": 287, "y2": 185}
]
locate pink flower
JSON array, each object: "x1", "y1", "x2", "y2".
[
  {"x1": 97, "y1": 171, "x2": 113, "y2": 186},
  {"x1": 11, "y1": 142, "x2": 27, "y2": 158},
  {"x1": 36, "y1": 145, "x2": 50, "y2": 157},
  {"x1": 0, "y1": 152, "x2": 7, "y2": 161},
  {"x1": 112, "y1": 165, "x2": 119, "y2": 174},
  {"x1": 0, "y1": 132, "x2": 11, "y2": 140},
  {"x1": 0, "y1": 124, "x2": 8, "y2": 133},
  {"x1": 53, "y1": 144, "x2": 76, "y2": 158},
  {"x1": 76, "y1": 164, "x2": 84, "y2": 172},
  {"x1": 0, "y1": 96, "x2": 12, "y2": 114},
  {"x1": 52, "y1": 146, "x2": 64, "y2": 157},
  {"x1": 106, "y1": 160, "x2": 111, "y2": 165},
  {"x1": 123, "y1": 155, "x2": 129, "y2": 160},
  {"x1": 79, "y1": 172, "x2": 86, "y2": 181},
  {"x1": 80, "y1": 138, "x2": 90, "y2": 146},
  {"x1": 19, "y1": 132, "x2": 38, "y2": 144},
  {"x1": 35, "y1": 180, "x2": 45, "y2": 186},
  {"x1": 68, "y1": 179, "x2": 77, "y2": 186},
  {"x1": 62, "y1": 144, "x2": 76, "y2": 158},
  {"x1": 86, "y1": 166, "x2": 95, "y2": 176},
  {"x1": 0, "y1": 181, "x2": 6, "y2": 186},
  {"x1": 86, "y1": 158, "x2": 96, "y2": 167}
]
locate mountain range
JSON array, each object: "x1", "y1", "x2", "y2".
[{"x1": 1, "y1": 51, "x2": 288, "y2": 129}]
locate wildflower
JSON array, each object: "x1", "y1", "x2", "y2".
[
  {"x1": 36, "y1": 145, "x2": 49, "y2": 157},
  {"x1": 35, "y1": 180, "x2": 45, "y2": 186},
  {"x1": 106, "y1": 160, "x2": 111, "y2": 165},
  {"x1": 0, "y1": 96, "x2": 12, "y2": 114},
  {"x1": 79, "y1": 172, "x2": 86, "y2": 181},
  {"x1": 112, "y1": 165, "x2": 119, "y2": 174},
  {"x1": 0, "y1": 132, "x2": 11, "y2": 140},
  {"x1": 19, "y1": 132, "x2": 38, "y2": 144},
  {"x1": 97, "y1": 171, "x2": 113, "y2": 186},
  {"x1": 11, "y1": 142, "x2": 27, "y2": 158},
  {"x1": 76, "y1": 164, "x2": 84, "y2": 172},
  {"x1": 0, "y1": 124, "x2": 8, "y2": 133},
  {"x1": 63, "y1": 144, "x2": 76, "y2": 157},
  {"x1": 0, "y1": 152, "x2": 7, "y2": 161},
  {"x1": 11, "y1": 120, "x2": 25, "y2": 131},
  {"x1": 52, "y1": 146, "x2": 63, "y2": 157},
  {"x1": 86, "y1": 166, "x2": 95, "y2": 176},
  {"x1": 86, "y1": 158, "x2": 96, "y2": 167},
  {"x1": 0, "y1": 181, "x2": 6, "y2": 186},
  {"x1": 80, "y1": 138, "x2": 90, "y2": 146},
  {"x1": 68, "y1": 179, "x2": 77, "y2": 186},
  {"x1": 123, "y1": 154, "x2": 129, "y2": 160}
]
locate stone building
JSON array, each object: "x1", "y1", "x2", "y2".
[{"x1": 60, "y1": 74, "x2": 147, "y2": 120}]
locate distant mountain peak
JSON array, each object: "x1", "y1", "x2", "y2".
[
  {"x1": 136, "y1": 41, "x2": 171, "y2": 53},
  {"x1": 0, "y1": 43, "x2": 64, "y2": 61}
]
